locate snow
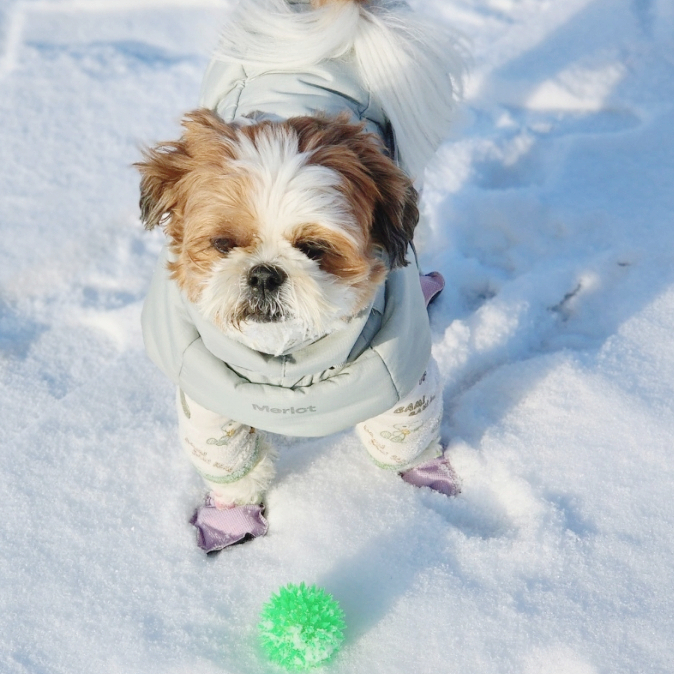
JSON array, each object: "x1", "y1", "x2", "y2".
[{"x1": 1, "y1": 0, "x2": 673, "y2": 672}]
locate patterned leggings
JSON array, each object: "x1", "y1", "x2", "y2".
[{"x1": 177, "y1": 358, "x2": 443, "y2": 507}]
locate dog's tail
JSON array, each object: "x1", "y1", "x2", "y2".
[{"x1": 212, "y1": 0, "x2": 464, "y2": 180}]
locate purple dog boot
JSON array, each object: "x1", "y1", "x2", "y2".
[
  {"x1": 189, "y1": 498, "x2": 268, "y2": 553},
  {"x1": 400, "y1": 453, "x2": 461, "y2": 497},
  {"x1": 419, "y1": 271, "x2": 445, "y2": 307}
]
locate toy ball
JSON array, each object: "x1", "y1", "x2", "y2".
[{"x1": 258, "y1": 582, "x2": 346, "y2": 670}]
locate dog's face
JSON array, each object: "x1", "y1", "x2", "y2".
[{"x1": 136, "y1": 110, "x2": 418, "y2": 354}]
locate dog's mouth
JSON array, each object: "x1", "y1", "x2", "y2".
[{"x1": 235, "y1": 296, "x2": 288, "y2": 324}]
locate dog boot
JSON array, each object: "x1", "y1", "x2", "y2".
[
  {"x1": 190, "y1": 497, "x2": 268, "y2": 552},
  {"x1": 420, "y1": 271, "x2": 445, "y2": 307},
  {"x1": 400, "y1": 453, "x2": 460, "y2": 497}
]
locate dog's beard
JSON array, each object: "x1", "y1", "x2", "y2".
[
  {"x1": 231, "y1": 318, "x2": 325, "y2": 356},
  {"x1": 197, "y1": 254, "x2": 360, "y2": 356}
]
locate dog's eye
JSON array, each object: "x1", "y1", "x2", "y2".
[
  {"x1": 211, "y1": 237, "x2": 235, "y2": 255},
  {"x1": 296, "y1": 240, "x2": 327, "y2": 262}
]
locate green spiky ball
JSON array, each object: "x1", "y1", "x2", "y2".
[{"x1": 258, "y1": 582, "x2": 345, "y2": 670}]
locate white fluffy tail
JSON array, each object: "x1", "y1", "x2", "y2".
[
  {"x1": 352, "y1": 4, "x2": 463, "y2": 179},
  {"x1": 213, "y1": 0, "x2": 463, "y2": 179}
]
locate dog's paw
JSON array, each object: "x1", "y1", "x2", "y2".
[
  {"x1": 189, "y1": 499, "x2": 267, "y2": 553},
  {"x1": 400, "y1": 451, "x2": 461, "y2": 497}
]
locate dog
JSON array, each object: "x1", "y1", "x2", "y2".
[{"x1": 136, "y1": 0, "x2": 463, "y2": 551}]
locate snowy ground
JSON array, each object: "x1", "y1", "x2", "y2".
[{"x1": 1, "y1": 0, "x2": 673, "y2": 672}]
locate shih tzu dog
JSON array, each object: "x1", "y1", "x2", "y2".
[{"x1": 137, "y1": 0, "x2": 463, "y2": 552}]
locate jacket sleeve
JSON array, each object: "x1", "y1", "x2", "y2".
[{"x1": 141, "y1": 249, "x2": 200, "y2": 385}]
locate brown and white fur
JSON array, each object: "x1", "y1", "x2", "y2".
[{"x1": 138, "y1": 112, "x2": 421, "y2": 354}]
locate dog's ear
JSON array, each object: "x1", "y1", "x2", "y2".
[
  {"x1": 363, "y1": 149, "x2": 419, "y2": 269},
  {"x1": 293, "y1": 115, "x2": 419, "y2": 268},
  {"x1": 135, "y1": 138, "x2": 190, "y2": 233},
  {"x1": 134, "y1": 109, "x2": 236, "y2": 236}
]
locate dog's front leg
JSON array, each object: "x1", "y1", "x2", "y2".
[
  {"x1": 176, "y1": 389, "x2": 277, "y2": 508},
  {"x1": 176, "y1": 389, "x2": 278, "y2": 552},
  {"x1": 356, "y1": 358, "x2": 460, "y2": 496}
]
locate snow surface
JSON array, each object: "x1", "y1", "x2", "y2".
[{"x1": 1, "y1": 0, "x2": 673, "y2": 672}]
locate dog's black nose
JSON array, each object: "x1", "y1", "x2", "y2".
[{"x1": 248, "y1": 264, "x2": 287, "y2": 294}]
